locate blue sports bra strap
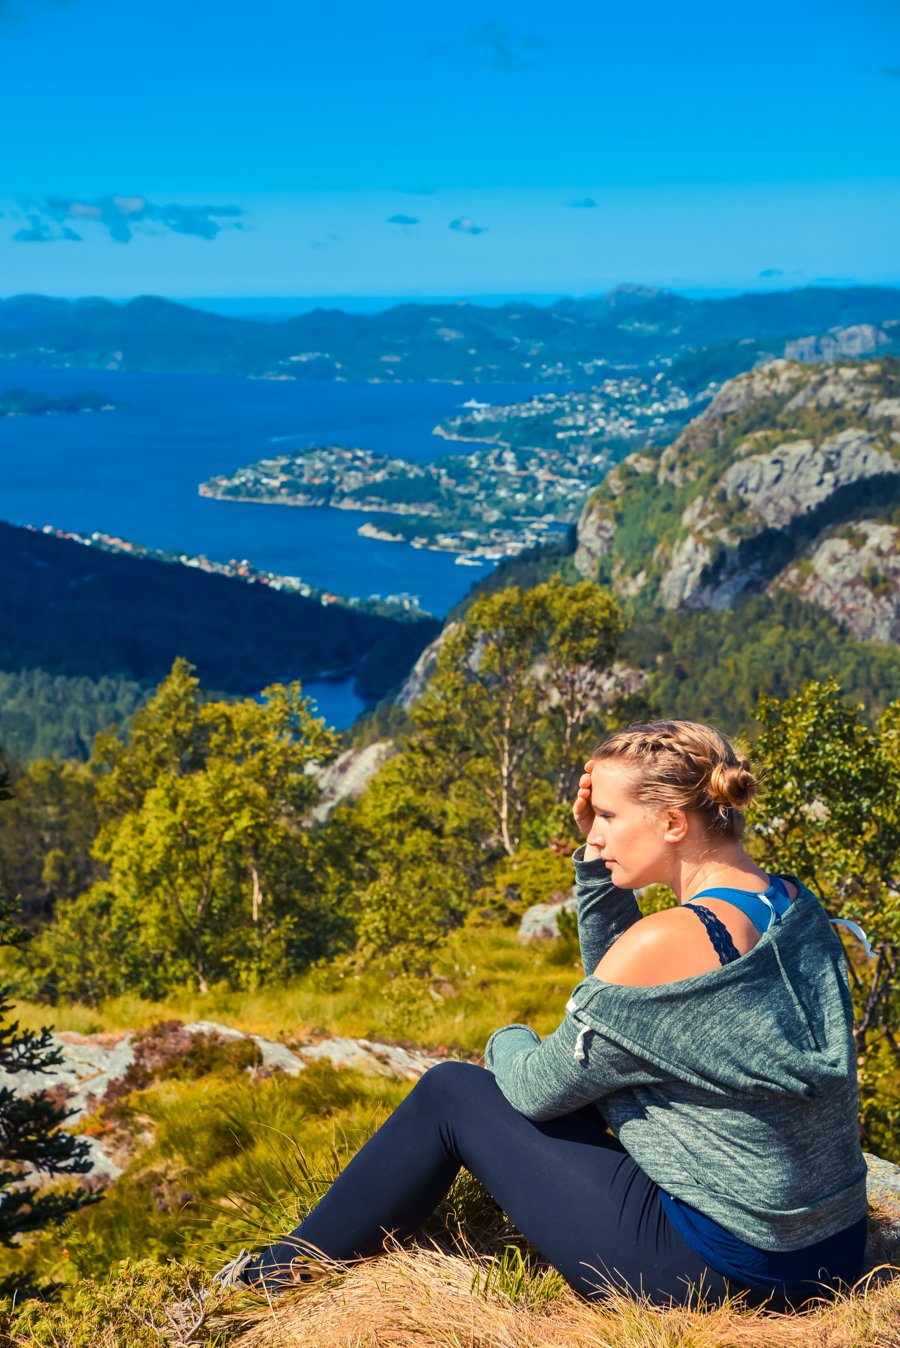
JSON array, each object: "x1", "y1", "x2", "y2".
[
  {"x1": 688, "y1": 876, "x2": 791, "y2": 935},
  {"x1": 768, "y1": 874, "x2": 793, "y2": 907}
]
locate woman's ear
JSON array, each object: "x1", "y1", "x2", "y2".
[{"x1": 663, "y1": 808, "x2": 689, "y2": 843}]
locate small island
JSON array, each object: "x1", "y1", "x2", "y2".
[{"x1": 0, "y1": 387, "x2": 123, "y2": 417}]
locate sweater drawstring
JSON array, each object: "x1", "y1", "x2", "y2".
[
  {"x1": 573, "y1": 1024, "x2": 592, "y2": 1062},
  {"x1": 830, "y1": 917, "x2": 878, "y2": 959}
]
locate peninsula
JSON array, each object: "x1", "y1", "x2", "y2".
[
  {"x1": 34, "y1": 525, "x2": 428, "y2": 618},
  {"x1": 198, "y1": 374, "x2": 701, "y2": 557}
]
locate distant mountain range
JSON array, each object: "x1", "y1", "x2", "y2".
[{"x1": 1, "y1": 286, "x2": 899, "y2": 384}]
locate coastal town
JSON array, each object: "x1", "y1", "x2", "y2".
[
  {"x1": 198, "y1": 372, "x2": 704, "y2": 559},
  {"x1": 437, "y1": 372, "x2": 700, "y2": 454}
]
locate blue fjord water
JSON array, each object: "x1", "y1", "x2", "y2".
[{"x1": 0, "y1": 369, "x2": 547, "y2": 726}]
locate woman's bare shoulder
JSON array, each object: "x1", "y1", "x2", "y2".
[{"x1": 592, "y1": 908, "x2": 723, "y2": 987}]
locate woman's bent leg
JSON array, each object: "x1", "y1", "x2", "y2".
[{"x1": 243, "y1": 1062, "x2": 731, "y2": 1306}]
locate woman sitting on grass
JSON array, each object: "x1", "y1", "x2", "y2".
[{"x1": 218, "y1": 719, "x2": 869, "y2": 1309}]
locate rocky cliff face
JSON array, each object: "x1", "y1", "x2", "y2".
[
  {"x1": 574, "y1": 358, "x2": 900, "y2": 626},
  {"x1": 772, "y1": 520, "x2": 900, "y2": 643},
  {"x1": 312, "y1": 740, "x2": 395, "y2": 822},
  {"x1": 573, "y1": 452, "x2": 653, "y2": 578},
  {"x1": 784, "y1": 322, "x2": 896, "y2": 363}
]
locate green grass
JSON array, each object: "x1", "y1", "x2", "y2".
[
  {"x1": 11, "y1": 923, "x2": 585, "y2": 1053},
  {"x1": 1, "y1": 924, "x2": 586, "y2": 1295}
]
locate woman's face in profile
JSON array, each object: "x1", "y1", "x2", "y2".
[{"x1": 585, "y1": 763, "x2": 672, "y2": 891}]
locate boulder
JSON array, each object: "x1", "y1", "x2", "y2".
[{"x1": 518, "y1": 892, "x2": 577, "y2": 942}]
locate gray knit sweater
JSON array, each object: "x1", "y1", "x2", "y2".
[{"x1": 485, "y1": 847, "x2": 868, "y2": 1250}]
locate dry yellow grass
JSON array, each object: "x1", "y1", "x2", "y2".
[{"x1": 224, "y1": 1243, "x2": 900, "y2": 1348}]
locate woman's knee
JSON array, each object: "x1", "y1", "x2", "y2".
[{"x1": 408, "y1": 1060, "x2": 492, "y2": 1111}]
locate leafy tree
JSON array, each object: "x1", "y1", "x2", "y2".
[
  {"x1": 343, "y1": 738, "x2": 491, "y2": 962},
  {"x1": 414, "y1": 579, "x2": 622, "y2": 856},
  {"x1": 748, "y1": 679, "x2": 900, "y2": 1155},
  {"x1": 414, "y1": 586, "x2": 549, "y2": 856},
  {"x1": 0, "y1": 764, "x2": 95, "y2": 1257},
  {"x1": 0, "y1": 757, "x2": 99, "y2": 927},
  {"x1": 25, "y1": 661, "x2": 343, "y2": 1002},
  {"x1": 540, "y1": 575, "x2": 623, "y2": 801}
]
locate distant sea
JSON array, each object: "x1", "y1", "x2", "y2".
[{"x1": 0, "y1": 367, "x2": 549, "y2": 726}]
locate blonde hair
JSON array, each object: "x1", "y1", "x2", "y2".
[{"x1": 593, "y1": 719, "x2": 758, "y2": 839}]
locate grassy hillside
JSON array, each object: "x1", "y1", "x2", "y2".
[{"x1": 2, "y1": 922, "x2": 899, "y2": 1344}]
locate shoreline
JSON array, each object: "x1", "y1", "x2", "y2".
[
  {"x1": 200, "y1": 487, "x2": 559, "y2": 559},
  {"x1": 31, "y1": 523, "x2": 432, "y2": 618},
  {"x1": 199, "y1": 487, "x2": 436, "y2": 518},
  {"x1": 432, "y1": 425, "x2": 548, "y2": 456}
]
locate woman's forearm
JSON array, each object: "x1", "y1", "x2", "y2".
[{"x1": 573, "y1": 846, "x2": 641, "y2": 975}]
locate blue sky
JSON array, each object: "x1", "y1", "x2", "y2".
[{"x1": 1, "y1": 0, "x2": 898, "y2": 301}]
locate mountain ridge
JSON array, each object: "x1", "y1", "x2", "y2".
[
  {"x1": 573, "y1": 357, "x2": 900, "y2": 627},
  {"x1": 0, "y1": 520, "x2": 439, "y2": 703},
  {"x1": 2, "y1": 285, "x2": 899, "y2": 383}
]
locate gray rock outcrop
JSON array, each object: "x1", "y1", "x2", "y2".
[
  {"x1": 715, "y1": 430, "x2": 895, "y2": 533},
  {"x1": 573, "y1": 498, "x2": 615, "y2": 578},
  {"x1": 0, "y1": 1022, "x2": 444, "y2": 1184},
  {"x1": 772, "y1": 520, "x2": 900, "y2": 643},
  {"x1": 311, "y1": 740, "x2": 395, "y2": 822},
  {"x1": 518, "y1": 892, "x2": 577, "y2": 941},
  {"x1": 395, "y1": 623, "x2": 458, "y2": 709},
  {"x1": 784, "y1": 323, "x2": 893, "y2": 363}
]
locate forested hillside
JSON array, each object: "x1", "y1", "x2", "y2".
[{"x1": 0, "y1": 522, "x2": 438, "y2": 757}]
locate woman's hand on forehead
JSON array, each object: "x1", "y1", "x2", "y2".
[{"x1": 573, "y1": 759, "x2": 595, "y2": 837}]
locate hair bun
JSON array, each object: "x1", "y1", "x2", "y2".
[{"x1": 708, "y1": 760, "x2": 756, "y2": 811}]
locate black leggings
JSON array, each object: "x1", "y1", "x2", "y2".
[{"x1": 243, "y1": 1061, "x2": 734, "y2": 1305}]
